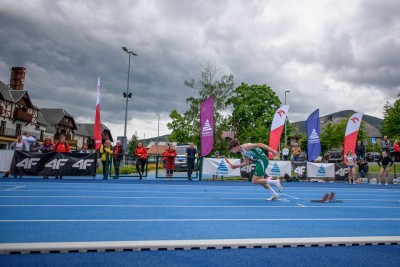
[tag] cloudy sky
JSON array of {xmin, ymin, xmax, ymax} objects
[{"xmin": 1, "ymin": 0, "xmax": 399, "ymax": 141}]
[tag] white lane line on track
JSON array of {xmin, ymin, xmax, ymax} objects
[
  {"xmin": 4, "ymin": 186, "xmax": 26, "ymax": 191},
  {"xmin": 0, "ymin": 205, "xmax": 399, "ymax": 209},
  {"xmin": 1, "ymin": 218, "xmax": 400, "ymax": 223}
]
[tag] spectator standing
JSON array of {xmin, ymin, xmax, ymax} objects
[
  {"xmin": 185, "ymin": 143, "xmax": 198, "ymax": 181},
  {"xmin": 393, "ymin": 140, "xmax": 400, "ymax": 162},
  {"xmin": 377, "ymin": 150, "xmax": 394, "ymax": 186},
  {"xmin": 345, "ymin": 150, "xmax": 357, "ymax": 184},
  {"xmin": 40, "ymin": 136, "xmax": 54, "ymax": 179},
  {"xmin": 2, "ymin": 135, "xmax": 25, "ymax": 178},
  {"xmin": 54, "ymin": 135, "xmax": 71, "ymax": 179},
  {"xmin": 357, "ymin": 159, "xmax": 368, "ymax": 179},
  {"xmin": 135, "ymin": 142, "xmax": 147, "ymax": 180},
  {"xmin": 282, "ymin": 146, "xmax": 289, "ymax": 161},
  {"xmin": 113, "ymin": 140, "xmax": 124, "ymax": 179},
  {"xmin": 291, "ymin": 143, "xmax": 301, "ymax": 161},
  {"xmin": 161, "ymin": 147, "xmax": 168, "ymax": 168},
  {"xmin": 165, "ymin": 144, "xmax": 177, "ymax": 181},
  {"xmin": 380, "ymin": 136, "xmax": 391, "ymax": 155},
  {"xmin": 100, "ymin": 140, "xmax": 113, "ymax": 179},
  {"xmin": 355, "ymin": 140, "xmax": 365, "ymax": 161},
  {"xmin": 21, "ymin": 132, "xmax": 37, "ymax": 152},
  {"xmin": 212, "ymin": 151, "xmax": 223, "ymax": 181}
]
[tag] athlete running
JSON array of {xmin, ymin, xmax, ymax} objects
[{"xmin": 229, "ymin": 139, "xmax": 282, "ymax": 201}]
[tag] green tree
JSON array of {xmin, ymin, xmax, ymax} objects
[
  {"xmin": 167, "ymin": 109, "xmax": 192, "ymax": 144},
  {"xmin": 320, "ymin": 118, "xmax": 367, "ymax": 152},
  {"xmin": 167, "ymin": 61, "xmax": 235, "ymax": 151},
  {"xmin": 127, "ymin": 134, "xmax": 139, "ymax": 155},
  {"xmin": 383, "ymin": 99, "xmax": 400, "ymax": 139},
  {"xmin": 226, "ymin": 83, "xmax": 281, "ymax": 143}
]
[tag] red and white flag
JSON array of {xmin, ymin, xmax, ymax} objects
[
  {"xmin": 269, "ymin": 105, "xmax": 290, "ymax": 158},
  {"xmin": 343, "ymin": 112, "xmax": 363, "ymax": 155},
  {"xmin": 94, "ymin": 77, "xmax": 102, "ymax": 150}
]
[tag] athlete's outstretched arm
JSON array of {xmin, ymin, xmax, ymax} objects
[{"xmin": 243, "ymin": 143, "xmax": 279, "ymax": 156}]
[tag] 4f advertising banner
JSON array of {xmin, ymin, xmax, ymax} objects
[
  {"xmin": 291, "ymin": 161, "xmax": 307, "ymax": 180},
  {"xmin": 12, "ymin": 151, "xmax": 97, "ymax": 176}
]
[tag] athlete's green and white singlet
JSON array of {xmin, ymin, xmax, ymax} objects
[{"xmin": 241, "ymin": 146, "xmax": 269, "ymax": 177}]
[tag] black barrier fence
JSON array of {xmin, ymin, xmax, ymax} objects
[
  {"xmin": 12, "ymin": 151, "xmax": 97, "ymax": 177},
  {"xmin": 7, "ymin": 150, "xmax": 399, "ymax": 181}
]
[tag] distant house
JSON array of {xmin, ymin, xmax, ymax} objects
[
  {"xmin": 289, "ymin": 110, "xmax": 383, "ymax": 146},
  {"xmin": 0, "ymin": 80, "xmax": 41, "ymax": 149},
  {"xmin": 75, "ymin": 123, "xmax": 113, "ymax": 149},
  {"xmin": 40, "ymin": 108, "xmax": 78, "ymax": 147}
]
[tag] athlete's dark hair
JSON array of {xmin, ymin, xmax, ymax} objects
[{"xmin": 229, "ymin": 139, "xmax": 241, "ymax": 150}]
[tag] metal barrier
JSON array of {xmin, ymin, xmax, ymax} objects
[
  {"xmin": 154, "ymin": 155, "xmax": 203, "ymax": 180},
  {"xmin": 102, "ymin": 154, "xmax": 149, "ymax": 179}
]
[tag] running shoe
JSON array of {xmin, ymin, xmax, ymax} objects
[
  {"xmin": 276, "ymin": 179, "xmax": 282, "ymax": 193},
  {"xmin": 267, "ymin": 194, "xmax": 279, "ymax": 201}
]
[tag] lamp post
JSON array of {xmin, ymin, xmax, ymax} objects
[
  {"xmin": 156, "ymin": 114, "xmax": 160, "ymax": 156},
  {"xmin": 284, "ymin": 90, "xmax": 290, "ymax": 146},
  {"xmin": 121, "ymin": 46, "xmax": 138, "ymax": 150}
]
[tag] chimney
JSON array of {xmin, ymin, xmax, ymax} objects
[{"xmin": 9, "ymin": 67, "xmax": 26, "ymax": 90}]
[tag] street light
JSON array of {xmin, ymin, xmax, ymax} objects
[
  {"xmin": 156, "ymin": 114, "xmax": 160, "ymax": 156},
  {"xmin": 284, "ymin": 90, "xmax": 290, "ymax": 146},
  {"xmin": 121, "ymin": 46, "xmax": 138, "ymax": 150}
]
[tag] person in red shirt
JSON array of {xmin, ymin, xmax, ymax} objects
[
  {"xmin": 394, "ymin": 140, "xmax": 400, "ymax": 162},
  {"xmin": 164, "ymin": 144, "xmax": 177, "ymax": 181},
  {"xmin": 113, "ymin": 140, "xmax": 124, "ymax": 179},
  {"xmin": 134, "ymin": 142, "xmax": 147, "ymax": 180},
  {"xmin": 54, "ymin": 135, "xmax": 70, "ymax": 179}
]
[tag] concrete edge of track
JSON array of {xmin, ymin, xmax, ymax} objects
[{"xmin": 1, "ymin": 236, "xmax": 399, "ymax": 254}]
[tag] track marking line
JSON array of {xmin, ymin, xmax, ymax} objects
[
  {"xmin": 4, "ymin": 186, "xmax": 26, "ymax": 191},
  {"xmin": 1, "ymin": 218, "xmax": 400, "ymax": 223}
]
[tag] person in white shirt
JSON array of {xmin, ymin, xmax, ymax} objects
[
  {"xmin": 21, "ymin": 132, "xmax": 37, "ymax": 152},
  {"xmin": 282, "ymin": 146, "xmax": 289, "ymax": 161}
]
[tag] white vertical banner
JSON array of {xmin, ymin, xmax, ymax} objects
[
  {"xmin": 0, "ymin": 150, "xmax": 14, "ymax": 172},
  {"xmin": 265, "ymin": 161, "xmax": 291, "ymax": 177},
  {"xmin": 307, "ymin": 162, "xmax": 335, "ymax": 178},
  {"xmin": 202, "ymin": 158, "xmax": 241, "ymax": 176}
]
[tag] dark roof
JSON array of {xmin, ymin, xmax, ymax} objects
[
  {"xmin": 78, "ymin": 123, "xmax": 113, "ymax": 141},
  {"xmin": 0, "ymin": 80, "xmax": 35, "ymax": 108},
  {"xmin": 0, "ymin": 80, "xmax": 14, "ymax": 102},
  {"xmin": 40, "ymin": 108, "xmax": 77, "ymax": 130},
  {"xmin": 291, "ymin": 110, "xmax": 383, "ymax": 137},
  {"xmin": 75, "ymin": 123, "xmax": 90, "ymax": 136}
]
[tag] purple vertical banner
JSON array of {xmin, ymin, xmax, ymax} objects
[
  {"xmin": 306, "ymin": 109, "xmax": 321, "ymax": 162},
  {"xmin": 200, "ymin": 97, "xmax": 214, "ymax": 157}
]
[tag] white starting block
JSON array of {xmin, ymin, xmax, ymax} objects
[
  {"xmin": 360, "ymin": 178, "xmax": 368, "ymax": 183},
  {"xmin": 369, "ymin": 178, "xmax": 377, "ymax": 184},
  {"xmin": 393, "ymin": 178, "xmax": 399, "ymax": 185}
]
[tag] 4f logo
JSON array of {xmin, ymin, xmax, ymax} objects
[
  {"xmin": 335, "ymin": 168, "xmax": 348, "ymax": 176},
  {"xmin": 45, "ymin": 159, "xmax": 69, "ymax": 169},
  {"xmin": 16, "ymin": 158, "xmax": 40, "ymax": 169},
  {"xmin": 72, "ymin": 159, "xmax": 94, "ymax": 170},
  {"xmin": 294, "ymin": 166, "xmax": 306, "ymax": 176}
]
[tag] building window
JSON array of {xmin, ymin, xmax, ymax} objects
[
  {"xmin": 0, "ymin": 121, "xmax": 5, "ymax": 135},
  {"xmin": 16, "ymin": 124, "xmax": 22, "ymax": 136}
]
